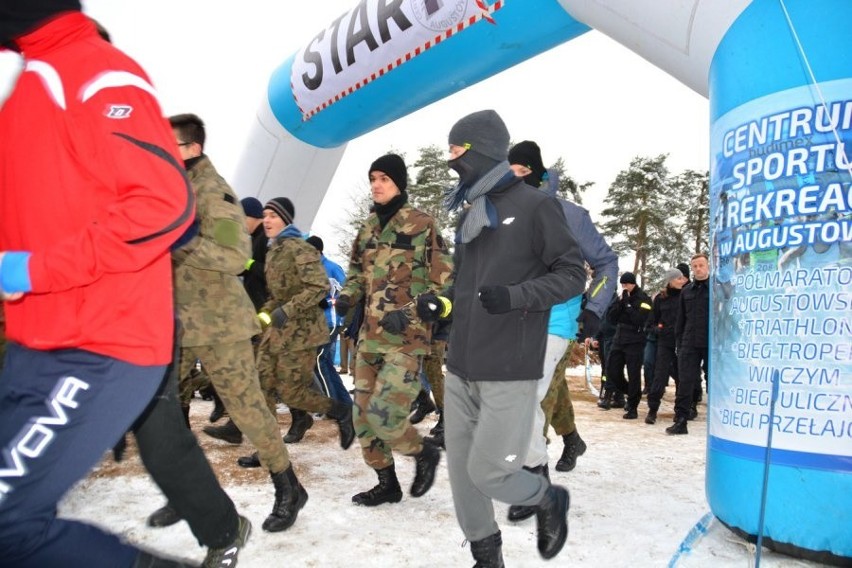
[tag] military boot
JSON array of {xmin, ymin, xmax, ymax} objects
[
  {"xmin": 203, "ymin": 419, "xmax": 242, "ymax": 445},
  {"xmin": 327, "ymin": 400, "xmax": 355, "ymax": 449},
  {"xmin": 202, "ymin": 515, "xmax": 251, "ymax": 568},
  {"xmin": 688, "ymin": 402, "xmax": 699, "ymax": 421},
  {"xmin": 429, "ymin": 410, "xmax": 444, "ymax": 449},
  {"xmin": 147, "ymin": 503, "xmax": 181, "ymax": 528},
  {"xmin": 666, "ymin": 417, "xmax": 689, "ymax": 435},
  {"xmin": 507, "ymin": 464, "xmax": 550, "ymax": 522},
  {"xmin": 555, "ymin": 430, "xmax": 587, "ymax": 472},
  {"xmin": 645, "ymin": 409, "xmax": 658, "ymax": 425},
  {"xmin": 623, "ymin": 408, "xmax": 638, "ymax": 420},
  {"xmin": 470, "ymin": 530, "xmax": 505, "ymax": 568},
  {"xmin": 409, "ymin": 389, "xmax": 436, "ymax": 425},
  {"xmin": 208, "ymin": 388, "xmax": 226, "ymax": 423},
  {"xmin": 352, "ymin": 465, "xmax": 403, "ymax": 506},
  {"xmin": 597, "ymin": 389, "xmax": 613, "ymax": 410},
  {"xmin": 283, "ymin": 409, "xmax": 314, "ymax": 443},
  {"xmin": 263, "ymin": 466, "xmax": 308, "ymax": 532},
  {"xmin": 535, "ymin": 484, "xmax": 570, "ymax": 560},
  {"xmin": 410, "ymin": 438, "xmax": 441, "ymax": 497},
  {"xmin": 237, "ymin": 451, "xmax": 261, "ymax": 468},
  {"xmin": 612, "ymin": 391, "xmax": 626, "ymax": 410}
]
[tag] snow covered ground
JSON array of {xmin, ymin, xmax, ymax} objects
[{"xmin": 60, "ymin": 370, "xmax": 832, "ymax": 567}]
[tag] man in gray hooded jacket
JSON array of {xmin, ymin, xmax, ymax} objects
[{"xmin": 443, "ymin": 110, "xmax": 587, "ymax": 566}]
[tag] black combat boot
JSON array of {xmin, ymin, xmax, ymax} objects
[
  {"xmin": 409, "ymin": 389, "xmax": 436, "ymax": 425},
  {"xmin": 352, "ymin": 465, "xmax": 403, "ymax": 506},
  {"xmin": 623, "ymin": 408, "xmax": 638, "ymax": 419},
  {"xmin": 666, "ymin": 417, "xmax": 689, "ymax": 435},
  {"xmin": 147, "ymin": 503, "xmax": 181, "ymax": 528},
  {"xmin": 203, "ymin": 514, "xmax": 251, "ymax": 568},
  {"xmin": 535, "ymin": 484, "xmax": 570, "ymax": 560},
  {"xmin": 282, "ymin": 409, "xmax": 314, "ymax": 443},
  {"xmin": 429, "ymin": 410, "xmax": 444, "ymax": 448},
  {"xmin": 470, "ymin": 530, "xmax": 505, "ymax": 568},
  {"xmin": 507, "ymin": 464, "xmax": 550, "ymax": 522},
  {"xmin": 327, "ymin": 400, "xmax": 355, "ymax": 449},
  {"xmin": 688, "ymin": 402, "xmax": 699, "ymax": 421},
  {"xmin": 645, "ymin": 409, "xmax": 658, "ymax": 425},
  {"xmin": 596, "ymin": 389, "xmax": 613, "ymax": 410},
  {"xmin": 612, "ymin": 391, "xmax": 626, "ymax": 410},
  {"xmin": 263, "ymin": 466, "xmax": 308, "ymax": 532},
  {"xmin": 555, "ymin": 430, "xmax": 587, "ymax": 472},
  {"xmin": 237, "ymin": 451, "xmax": 261, "ymax": 468},
  {"xmin": 208, "ymin": 388, "xmax": 226, "ymax": 423},
  {"xmin": 202, "ymin": 419, "xmax": 242, "ymax": 445},
  {"xmin": 410, "ymin": 438, "xmax": 441, "ymax": 497}
]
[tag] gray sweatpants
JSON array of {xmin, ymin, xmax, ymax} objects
[{"xmin": 444, "ymin": 371, "xmax": 550, "ymax": 541}]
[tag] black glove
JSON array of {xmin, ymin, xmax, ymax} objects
[
  {"xmin": 335, "ymin": 295, "xmax": 351, "ymax": 318},
  {"xmin": 575, "ymin": 309, "xmax": 600, "ymax": 341},
  {"xmin": 379, "ymin": 310, "xmax": 410, "ymax": 334},
  {"xmin": 416, "ymin": 293, "xmax": 452, "ymax": 322},
  {"xmin": 318, "ymin": 298, "xmax": 329, "ymax": 309},
  {"xmin": 478, "ymin": 285, "xmax": 512, "ymax": 314},
  {"xmin": 270, "ymin": 306, "xmax": 288, "ymax": 329}
]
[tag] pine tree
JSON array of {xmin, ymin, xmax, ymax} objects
[
  {"xmin": 549, "ymin": 157, "xmax": 592, "ymax": 205},
  {"xmin": 409, "ymin": 144, "xmax": 460, "ymax": 248},
  {"xmin": 334, "ymin": 184, "xmax": 373, "ymax": 263},
  {"xmin": 600, "ymin": 154, "xmax": 672, "ymax": 287},
  {"xmin": 673, "ymin": 169, "xmax": 710, "ymax": 254}
]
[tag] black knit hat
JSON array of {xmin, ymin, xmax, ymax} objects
[
  {"xmin": 263, "ymin": 197, "xmax": 295, "ymax": 225},
  {"xmin": 619, "ymin": 272, "xmax": 637, "ymax": 285},
  {"xmin": 240, "ymin": 197, "xmax": 263, "ymax": 219},
  {"xmin": 369, "ymin": 154, "xmax": 407, "ymax": 191},
  {"xmin": 677, "ymin": 262, "xmax": 690, "ymax": 279},
  {"xmin": 0, "ymin": 0, "xmax": 80, "ymax": 44},
  {"xmin": 306, "ymin": 235, "xmax": 324, "ymax": 253},
  {"xmin": 509, "ymin": 140, "xmax": 547, "ymax": 186},
  {"xmin": 448, "ymin": 109, "xmax": 510, "ymax": 161}
]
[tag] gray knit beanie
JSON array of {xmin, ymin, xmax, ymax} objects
[{"xmin": 448, "ymin": 110, "xmax": 510, "ymax": 161}]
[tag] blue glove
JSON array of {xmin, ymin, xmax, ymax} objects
[
  {"xmin": 478, "ymin": 285, "xmax": 512, "ymax": 314},
  {"xmin": 575, "ymin": 309, "xmax": 601, "ymax": 341}
]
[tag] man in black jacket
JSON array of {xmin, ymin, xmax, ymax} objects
[
  {"xmin": 669, "ymin": 253, "xmax": 711, "ymax": 434},
  {"xmin": 442, "ymin": 110, "xmax": 587, "ymax": 566},
  {"xmin": 606, "ymin": 272, "xmax": 653, "ymax": 419}
]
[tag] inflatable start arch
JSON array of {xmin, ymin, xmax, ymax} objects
[{"xmin": 234, "ymin": 0, "xmax": 850, "ymax": 563}]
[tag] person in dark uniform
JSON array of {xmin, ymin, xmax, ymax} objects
[{"xmin": 605, "ymin": 272, "xmax": 652, "ymax": 419}]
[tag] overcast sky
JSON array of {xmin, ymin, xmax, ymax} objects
[{"xmin": 81, "ymin": 0, "xmax": 710, "ymax": 264}]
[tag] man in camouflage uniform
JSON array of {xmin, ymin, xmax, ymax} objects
[
  {"xmin": 337, "ymin": 154, "xmax": 453, "ymax": 507},
  {"xmin": 149, "ymin": 114, "xmax": 307, "ymax": 535},
  {"xmin": 236, "ymin": 198, "xmax": 354, "ymax": 471}
]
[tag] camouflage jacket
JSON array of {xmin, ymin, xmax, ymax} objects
[
  {"xmin": 341, "ymin": 203, "xmax": 452, "ymax": 356},
  {"xmin": 173, "ymin": 156, "xmax": 260, "ymax": 346},
  {"xmin": 262, "ymin": 228, "xmax": 329, "ymax": 350}
]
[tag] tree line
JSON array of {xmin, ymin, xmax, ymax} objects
[{"xmin": 334, "ymin": 146, "xmax": 709, "ymax": 290}]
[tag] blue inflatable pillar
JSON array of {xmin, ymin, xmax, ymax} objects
[{"xmin": 707, "ymin": 0, "xmax": 851, "ymax": 563}]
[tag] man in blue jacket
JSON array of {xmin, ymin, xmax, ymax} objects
[
  {"xmin": 443, "ymin": 111, "xmax": 587, "ymax": 566},
  {"xmin": 505, "ymin": 141, "xmax": 618, "ymax": 527}
]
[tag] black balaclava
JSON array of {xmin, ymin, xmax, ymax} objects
[
  {"xmin": 508, "ymin": 140, "xmax": 547, "ymax": 188},
  {"xmin": 0, "ymin": 0, "xmax": 81, "ymax": 45},
  {"xmin": 447, "ymin": 109, "xmax": 510, "ymax": 187}
]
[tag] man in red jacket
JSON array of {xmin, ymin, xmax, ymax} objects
[{"xmin": 0, "ymin": 2, "xmax": 202, "ymax": 566}]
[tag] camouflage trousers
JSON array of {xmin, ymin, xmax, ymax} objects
[
  {"xmin": 256, "ymin": 334, "xmax": 332, "ymax": 416},
  {"xmin": 353, "ymin": 351, "xmax": 423, "ymax": 470},
  {"xmin": 179, "ymin": 340, "xmax": 289, "ymax": 473},
  {"xmin": 541, "ymin": 341, "xmax": 577, "ymax": 437},
  {"xmin": 421, "ymin": 340, "xmax": 446, "ymax": 409}
]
